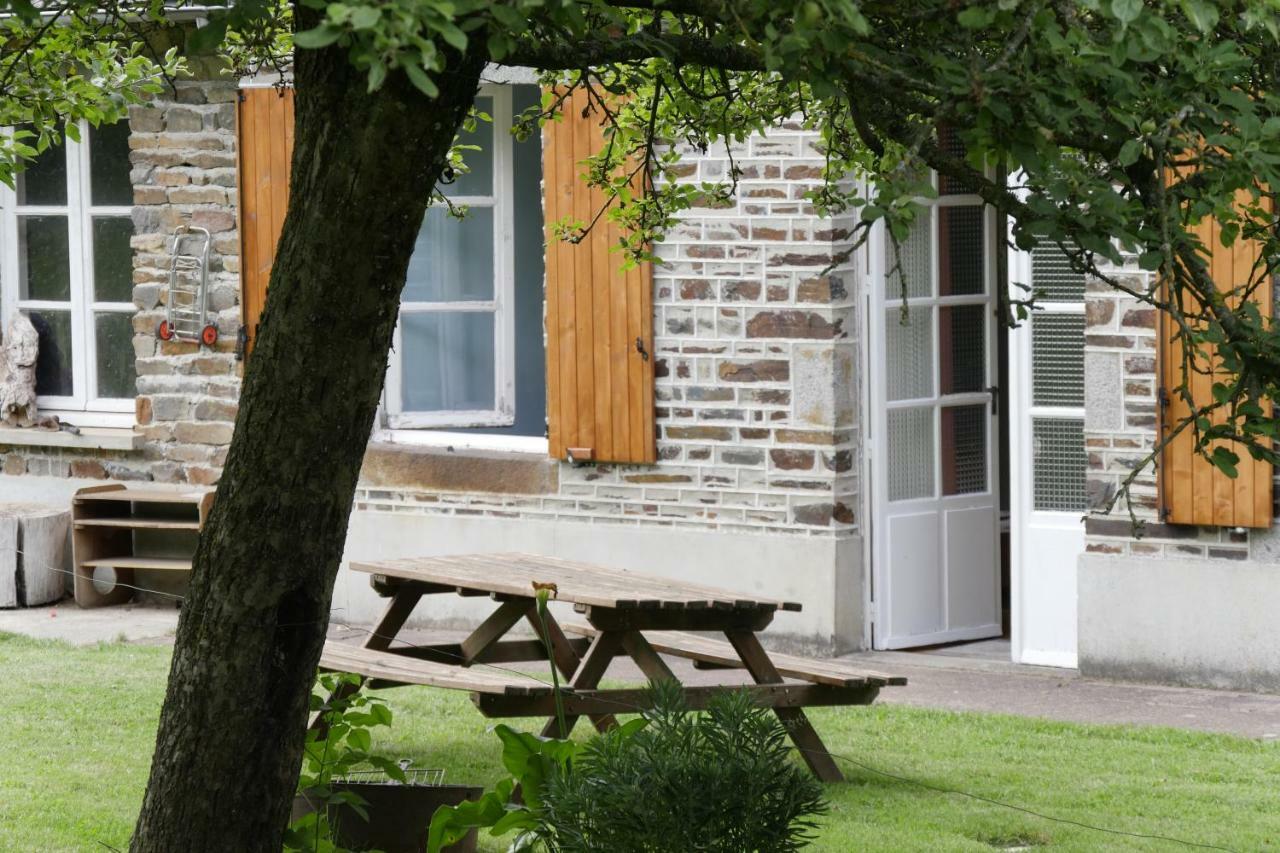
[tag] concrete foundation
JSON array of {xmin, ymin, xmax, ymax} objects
[{"xmin": 1079, "ymin": 553, "xmax": 1280, "ymax": 693}]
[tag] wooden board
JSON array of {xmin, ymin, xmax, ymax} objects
[
  {"xmin": 562, "ymin": 624, "xmax": 906, "ymax": 688},
  {"xmin": 1159, "ymin": 196, "xmax": 1274, "ymax": 528},
  {"xmin": 543, "ymin": 87, "xmax": 656, "ymax": 464},
  {"xmin": 74, "ymin": 518, "xmax": 200, "ymax": 530},
  {"xmin": 474, "ymin": 682, "xmax": 879, "ymax": 718},
  {"xmin": 351, "ymin": 552, "xmax": 803, "ymax": 612},
  {"xmin": 80, "ymin": 556, "xmax": 192, "ymax": 571},
  {"xmin": 319, "ymin": 642, "xmax": 550, "ymax": 696},
  {"xmin": 73, "ymin": 487, "xmax": 212, "ymax": 505}
]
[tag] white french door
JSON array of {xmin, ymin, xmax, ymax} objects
[
  {"xmin": 870, "ymin": 193, "xmax": 1002, "ymax": 649},
  {"xmin": 1008, "ymin": 241, "xmax": 1086, "ymax": 667}
]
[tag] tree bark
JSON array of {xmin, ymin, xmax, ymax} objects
[{"xmin": 129, "ymin": 26, "xmax": 486, "ymax": 852}]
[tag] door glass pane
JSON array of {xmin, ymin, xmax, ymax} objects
[
  {"xmin": 886, "ymin": 306, "xmax": 933, "ymax": 401},
  {"xmin": 941, "ymin": 405, "xmax": 987, "ymax": 495},
  {"xmin": 448, "ymin": 96, "xmax": 494, "ymax": 197},
  {"xmin": 15, "ymin": 139, "xmax": 67, "ymax": 206},
  {"xmin": 94, "ymin": 313, "xmax": 137, "ymax": 399},
  {"xmin": 23, "ymin": 310, "xmax": 74, "ymax": 397},
  {"xmin": 17, "ymin": 216, "xmax": 71, "ymax": 301},
  {"xmin": 404, "ymin": 207, "xmax": 495, "ymax": 303},
  {"xmin": 887, "ymin": 407, "xmax": 934, "ymax": 501},
  {"xmin": 939, "ymin": 304, "xmax": 985, "ymax": 394},
  {"xmin": 92, "ymin": 217, "xmax": 135, "ymax": 303},
  {"xmin": 89, "ymin": 122, "xmax": 133, "ymax": 206},
  {"xmin": 937, "ymin": 127, "xmax": 976, "ymax": 196},
  {"xmin": 1030, "ymin": 241, "xmax": 1085, "ymax": 303},
  {"xmin": 1032, "ymin": 313, "xmax": 1085, "ymax": 407},
  {"xmin": 401, "ymin": 312, "xmax": 495, "ymax": 412},
  {"xmin": 885, "ymin": 209, "xmax": 932, "ymax": 300},
  {"xmin": 938, "ymin": 206, "xmax": 984, "ymax": 295},
  {"xmin": 1033, "ymin": 417, "xmax": 1086, "ymax": 511}
]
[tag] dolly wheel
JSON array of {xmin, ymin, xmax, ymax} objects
[
  {"xmin": 156, "ymin": 320, "xmax": 174, "ymax": 341},
  {"xmin": 201, "ymin": 325, "xmax": 219, "ymax": 347}
]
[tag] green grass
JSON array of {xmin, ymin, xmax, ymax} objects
[{"xmin": 2, "ymin": 631, "xmax": 1278, "ymax": 851}]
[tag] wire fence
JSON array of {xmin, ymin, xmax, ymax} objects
[{"xmin": 6, "ymin": 545, "xmax": 1241, "ymax": 853}]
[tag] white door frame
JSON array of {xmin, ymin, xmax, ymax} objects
[{"xmin": 867, "ymin": 201, "xmax": 1003, "ymax": 650}]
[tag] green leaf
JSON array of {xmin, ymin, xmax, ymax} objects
[
  {"xmin": 1112, "ymin": 0, "xmax": 1142, "ymax": 23},
  {"xmin": 293, "ymin": 26, "xmax": 343, "ymax": 49},
  {"xmin": 1118, "ymin": 138, "xmax": 1142, "ymax": 167},
  {"xmin": 1180, "ymin": 0, "xmax": 1219, "ymax": 33},
  {"xmin": 403, "ymin": 63, "xmax": 439, "ymax": 98},
  {"xmin": 957, "ymin": 6, "xmax": 996, "ymax": 29},
  {"xmin": 349, "ymin": 5, "xmax": 380, "ymax": 29}
]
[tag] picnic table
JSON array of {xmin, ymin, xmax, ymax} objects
[{"xmin": 317, "ymin": 553, "xmax": 905, "ymax": 782}]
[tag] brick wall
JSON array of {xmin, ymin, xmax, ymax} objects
[{"xmin": 1083, "ymin": 256, "xmax": 1280, "ymax": 560}]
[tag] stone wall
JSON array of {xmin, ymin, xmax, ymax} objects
[
  {"xmin": 0, "ymin": 66, "xmax": 242, "ymax": 484},
  {"xmin": 1082, "ymin": 256, "xmax": 1280, "ymax": 560},
  {"xmin": 355, "ymin": 120, "xmax": 863, "ymax": 539}
]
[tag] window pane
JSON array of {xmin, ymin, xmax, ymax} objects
[
  {"xmin": 1030, "ymin": 241, "xmax": 1085, "ymax": 302},
  {"xmin": 15, "ymin": 140, "xmax": 67, "ymax": 206},
  {"xmin": 885, "ymin": 209, "xmax": 932, "ymax": 299},
  {"xmin": 89, "ymin": 121, "xmax": 133, "ymax": 207},
  {"xmin": 95, "ymin": 313, "xmax": 137, "ymax": 399},
  {"xmin": 404, "ymin": 207, "xmax": 495, "ymax": 302},
  {"xmin": 23, "ymin": 310, "xmax": 74, "ymax": 397},
  {"xmin": 92, "ymin": 217, "xmax": 135, "ymax": 303},
  {"xmin": 1033, "ymin": 417, "xmax": 1086, "ymax": 511},
  {"xmin": 17, "ymin": 216, "xmax": 71, "ymax": 301},
  {"xmin": 401, "ymin": 312, "xmax": 495, "ymax": 412},
  {"xmin": 938, "ymin": 206, "xmax": 984, "ymax": 296},
  {"xmin": 887, "ymin": 407, "xmax": 934, "ymax": 501},
  {"xmin": 937, "ymin": 126, "xmax": 976, "ymax": 196},
  {"xmin": 448, "ymin": 96, "xmax": 494, "ymax": 197},
  {"xmin": 886, "ymin": 306, "xmax": 933, "ymax": 401},
  {"xmin": 1032, "ymin": 313, "xmax": 1085, "ymax": 407},
  {"xmin": 942, "ymin": 404, "xmax": 987, "ymax": 495},
  {"xmin": 939, "ymin": 304, "xmax": 985, "ymax": 394}
]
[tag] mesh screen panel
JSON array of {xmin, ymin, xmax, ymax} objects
[
  {"xmin": 1031, "ymin": 313, "xmax": 1085, "ymax": 407},
  {"xmin": 937, "ymin": 127, "xmax": 975, "ymax": 195},
  {"xmin": 888, "ymin": 407, "xmax": 935, "ymax": 501},
  {"xmin": 885, "ymin": 211, "xmax": 933, "ymax": 300},
  {"xmin": 1030, "ymin": 241, "xmax": 1085, "ymax": 302},
  {"xmin": 886, "ymin": 306, "xmax": 934, "ymax": 401},
  {"xmin": 942, "ymin": 405, "xmax": 987, "ymax": 494},
  {"xmin": 941, "ymin": 304, "xmax": 985, "ymax": 394},
  {"xmin": 1033, "ymin": 418, "xmax": 1087, "ymax": 511},
  {"xmin": 940, "ymin": 206, "xmax": 985, "ymax": 295}
]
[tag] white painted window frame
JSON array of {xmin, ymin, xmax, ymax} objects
[
  {"xmin": 0, "ymin": 121, "xmax": 136, "ymax": 424},
  {"xmin": 384, "ymin": 85, "xmax": 516, "ymax": 430}
]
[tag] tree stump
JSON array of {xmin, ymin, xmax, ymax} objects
[{"xmin": 0, "ymin": 503, "xmax": 70, "ymax": 607}]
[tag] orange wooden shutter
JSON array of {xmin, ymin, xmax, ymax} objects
[
  {"xmin": 236, "ymin": 86, "xmax": 295, "ymax": 358},
  {"xmin": 543, "ymin": 89, "xmax": 656, "ymax": 463},
  {"xmin": 1159, "ymin": 202, "xmax": 1274, "ymax": 527}
]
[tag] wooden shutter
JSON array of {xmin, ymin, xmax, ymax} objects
[
  {"xmin": 543, "ymin": 89, "xmax": 656, "ymax": 463},
  {"xmin": 1159, "ymin": 204, "xmax": 1274, "ymax": 527},
  {"xmin": 236, "ymin": 86, "xmax": 295, "ymax": 358}
]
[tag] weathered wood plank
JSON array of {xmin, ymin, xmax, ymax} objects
[{"xmin": 474, "ymin": 682, "xmax": 880, "ymax": 718}]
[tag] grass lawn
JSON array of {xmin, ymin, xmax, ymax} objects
[{"xmin": 2, "ymin": 632, "xmax": 1278, "ymax": 852}]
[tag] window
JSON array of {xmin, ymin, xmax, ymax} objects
[
  {"xmin": 0, "ymin": 121, "xmax": 137, "ymax": 416},
  {"xmin": 384, "ymin": 84, "xmax": 546, "ymax": 438}
]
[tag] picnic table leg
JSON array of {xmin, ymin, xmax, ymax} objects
[
  {"xmin": 620, "ymin": 631, "xmax": 677, "ymax": 682},
  {"xmin": 460, "ymin": 599, "xmax": 533, "ymax": 663},
  {"xmin": 310, "ymin": 588, "xmax": 423, "ymax": 734},
  {"xmin": 724, "ymin": 630, "xmax": 845, "ymax": 783},
  {"xmin": 542, "ymin": 631, "xmax": 622, "ymax": 739},
  {"xmin": 526, "ymin": 611, "xmax": 618, "ymax": 733}
]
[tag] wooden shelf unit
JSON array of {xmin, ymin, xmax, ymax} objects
[{"xmin": 71, "ymin": 484, "xmax": 214, "ymax": 607}]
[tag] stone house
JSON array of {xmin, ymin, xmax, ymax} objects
[{"xmin": 0, "ymin": 66, "xmax": 1276, "ymax": 692}]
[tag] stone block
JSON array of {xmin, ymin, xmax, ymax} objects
[{"xmin": 1084, "ymin": 351, "xmax": 1123, "ymax": 431}]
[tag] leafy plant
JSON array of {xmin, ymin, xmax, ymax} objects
[
  {"xmin": 428, "ymin": 682, "xmax": 826, "ymax": 852},
  {"xmin": 284, "ymin": 671, "xmax": 405, "ymax": 853}
]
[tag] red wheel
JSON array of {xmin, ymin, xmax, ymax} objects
[
  {"xmin": 156, "ymin": 320, "xmax": 174, "ymax": 341},
  {"xmin": 200, "ymin": 324, "xmax": 219, "ymax": 347}
]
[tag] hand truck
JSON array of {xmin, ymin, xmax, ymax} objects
[{"xmin": 155, "ymin": 225, "xmax": 218, "ymax": 347}]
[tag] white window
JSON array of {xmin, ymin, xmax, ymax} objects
[
  {"xmin": 385, "ymin": 86, "xmax": 516, "ymax": 429},
  {"xmin": 0, "ymin": 121, "xmax": 137, "ymax": 419}
]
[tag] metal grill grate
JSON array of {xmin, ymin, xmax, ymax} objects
[
  {"xmin": 942, "ymin": 305, "xmax": 986, "ymax": 394},
  {"xmin": 1032, "ymin": 418, "xmax": 1087, "ymax": 511},
  {"xmin": 888, "ymin": 407, "xmax": 935, "ymax": 501},
  {"xmin": 1031, "ymin": 313, "xmax": 1085, "ymax": 407},
  {"xmin": 940, "ymin": 206, "xmax": 985, "ymax": 295},
  {"xmin": 1030, "ymin": 241, "xmax": 1086, "ymax": 302},
  {"xmin": 943, "ymin": 405, "xmax": 987, "ymax": 495},
  {"xmin": 886, "ymin": 307, "xmax": 933, "ymax": 401}
]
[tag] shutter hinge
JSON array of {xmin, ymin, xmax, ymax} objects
[
  {"xmin": 238, "ymin": 90, "xmax": 246, "ymax": 103},
  {"xmin": 235, "ymin": 326, "xmax": 248, "ymax": 361},
  {"xmin": 1158, "ymin": 386, "xmax": 1171, "ymax": 409}
]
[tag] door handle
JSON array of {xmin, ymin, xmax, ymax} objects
[{"xmin": 987, "ymin": 385, "xmax": 1000, "ymax": 416}]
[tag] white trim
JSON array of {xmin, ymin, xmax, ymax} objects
[
  {"xmin": 0, "ymin": 120, "xmax": 137, "ymax": 415},
  {"xmin": 1016, "ymin": 649, "xmax": 1079, "ymax": 669},
  {"xmin": 875, "ymin": 623, "xmax": 1003, "ymax": 651},
  {"xmin": 372, "ymin": 428, "xmax": 548, "ymax": 455},
  {"xmin": 0, "ymin": 424, "xmax": 141, "ymax": 450}
]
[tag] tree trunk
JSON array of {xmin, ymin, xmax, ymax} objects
[{"xmin": 129, "ymin": 28, "xmax": 486, "ymax": 852}]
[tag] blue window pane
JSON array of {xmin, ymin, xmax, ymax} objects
[
  {"xmin": 401, "ymin": 312, "xmax": 495, "ymax": 412},
  {"xmin": 448, "ymin": 96, "xmax": 493, "ymax": 197},
  {"xmin": 404, "ymin": 207, "xmax": 495, "ymax": 302}
]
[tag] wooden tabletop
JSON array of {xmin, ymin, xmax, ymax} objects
[{"xmin": 351, "ymin": 552, "xmax": 803, "ymax": 613}]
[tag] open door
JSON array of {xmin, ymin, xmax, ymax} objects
[
  {"xmin": 870, "ymin": 187, "xmax": 1003, "ymax": 649},
  {"xmin": 1008, "ymin": 241, "xmax": 1085, "ymax": 668}
]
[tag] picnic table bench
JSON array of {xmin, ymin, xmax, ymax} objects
[{"xmin": 317, "ymin": 553, "xmax": 906, "ymax": 782}]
